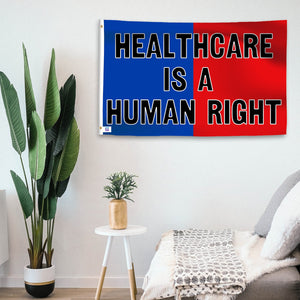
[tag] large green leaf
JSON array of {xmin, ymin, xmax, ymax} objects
[
  {"xmin": 56, "ymin": 177, "xmax": 70, "ymax": 197},
  {"xmin": 10, "ymin": 170, "xmax": 33, "ymax": 218},
  {"xmin": 29, "ymin": 111, "xmax": 46, "ymax": 180},
  {"xmin": 37, "ymin": 142, "xmax": 55, "ymax": 199},
  {"xmin": 58, "ymin": 117, "xmax": 80, "ymax": 181},
  {"xmin": 0, "ymin": 72, "xmax": 26, "ymax": 154},
  {"xmin": 44, "ymin": 49, "xmax": 60, "ymax": 130},
  {"xmin": 45, "ymin": 75, "xmax": 76, "ymax": 148},
  {"xmin": 23, "ymin": 44, "xmax": 36, "ymax": 126},
  {"xmin": 44, "ymin": 196, "xmax": 57, "ymax": 220},
  {"xmin": 46, "ymin": 122, "xmax": 58, "ymax": 144},
  {"xmin": 39, "ymin": 181, "xmax": 57, "ymax": 220},
  {"xmin": 53, "ymin": 117, "xmax": 79, "ymax": 183},
  {"xmin": 53, "ymin": 75, "xmax": 76, "ymax": 156}
]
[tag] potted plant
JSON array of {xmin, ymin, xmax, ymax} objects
[
  {"xmin": 104, "ymin": 172, "xmax": 137, "ymax": 229},
  {"xmin": 0, "ymin": 45, "xmax": 80, "ymax": 298}
]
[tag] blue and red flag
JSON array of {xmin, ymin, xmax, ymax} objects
[{"xmin": 99, "ymin": 20, "xmax": 287, "ymax": 136}]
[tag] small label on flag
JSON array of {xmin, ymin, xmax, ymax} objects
[{"xmin": 101, "ymin": 126, "xmax": 112, "ymax": 133}]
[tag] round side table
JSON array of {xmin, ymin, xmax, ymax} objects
[{"xmin": 94, "ymin": 225, "xmax": 147, "ymax": 300}]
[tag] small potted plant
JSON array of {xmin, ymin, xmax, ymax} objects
[{"xmin": 104, "ymin": 172, "xmax": 137, "ymax": 229}]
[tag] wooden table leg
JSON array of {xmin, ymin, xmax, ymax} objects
[
  {"xmin": 95, "ymin": 266, "xmax": 107, "ymax": 300},
  {"xmin": 132, "ymin": 263, "xmax": 137, "ymax": 295},
  {"xmin": 95, "ymin": 236, "xmax": 113, "ymax": 300},
  {"xmin": 123, "ymin": 236, "xmax": 136, "ymax": 300},
  {"xmin": 128, "ymin": 268, "xmax": 136, "ymax": 300}
]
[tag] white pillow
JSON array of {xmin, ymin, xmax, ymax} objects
[{"xmin": 261, "ymin": 181, "xmax": 300, "ymax": 260}]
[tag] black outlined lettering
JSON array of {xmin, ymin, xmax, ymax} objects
[
  {"xmin": 146, "ymin": 33, "xmax": 162, "ymax": 58},
  {"xmin": 176, "ymin": 33, "xmax": 192, "ymax": 58},
  {"xmin": 249, "ymin": 99, "xmax": 264, "ymax": 124},
  {"xmin": 163, "ymin": 34, "xmax": 175, "ymax": 58},
  {"xmin": 132, "ymin": 33, "xmax": 145, "ymax": 58},
  {"xmin": 260, "ymin": 33, "xmax": 273, "ymax": 58},
  {"xmin": 171, "ymin": 67, "xmax": 187, "ymax": 92},
  {"xmin": 265, "ymin": 99, "xmax": 282, "ymax": 124},
  {"xmin": 163, "ymin": 99, "xmax": 179, "ymax": 125},
  {"xmin": 197, "ymin": 67, "xmax": 213, "ymax": 91},
  {"xmin": 115, "ymin": 33, "xmax": 130, "ymax": 58},
  {"xmin": 164, "ymin": 67, "xmax": 170, "ymax": 91},
  {"xmin": 124, "ymin": 99, "xmax": 139, "ymax": 125},
  {"xmin": 141, "ymin": 99, "xmax": 162, "ymax": 124},
  {"xmin": 226, "ymin": 33, "xmax": 242, "ymax": 58},
  {"xmin": 232, "ymin": 100, "xmax": 247, "ymax": 124},
  {"xmin": 194, "ymin": 33, "xmax": 208, "ymax": 58},
  {"xmin": 244, "ymin": 33, "xmax": 259, "ymax": 58},
  {"xmin": 107, "ymin": 99, "xmax": 122, "ymax": 124},
  {"xmin": 180, "ymin": 99, "xmax": 195, "ymax": 124},
  {"xmin": 208, "ymin": 100, "xmax": 223, "ymax": 124},
  {"xmin": 210, "ymin": 33, "xmax": 225, "ymax": 58}
]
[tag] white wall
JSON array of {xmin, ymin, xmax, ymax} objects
[
  {"xmin": 0, "ymin": 191, "xmax": 9, "ymax": 266},
  {"xmin": 0, "ymin": 0, "xmax": 299, "ymax": 288}
]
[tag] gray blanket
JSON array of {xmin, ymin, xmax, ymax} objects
[{"xmin": 173, "ymin": 229, "xmax": 246, "ymax": 299}]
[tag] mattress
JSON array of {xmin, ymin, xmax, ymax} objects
[
  {"xmin": 160, "ymin": 267, "xmax": 300, "ymax": 300},
  {"xmin": 141, "ymin": 231, "xmax": 300, "ymax": 300}
]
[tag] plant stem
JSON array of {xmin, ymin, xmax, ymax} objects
[
  {"xmin": 31, "ymin": 179, "xmax": 36, "ymax": 225},
  {"xmin": 19, "ymin": 154, "xmax": 29, "ymax": 190},
  {"xmin": 19, "ymin": 153, "xmax": 34, "ymax": 265},
  {"xmin": 30, "ymin": 178, "xmax": 36, "ymax": 258},
  {"xmin": 40, "ymin": 196, "xmax": 45, "ymax": 222},
  {"xmin": 48, "ymin": 217, "xmax": 55, "ymax": 266},
  {"xmin": 47, "ymin": 219, "xmax": 50, "ymax": 248},
  {"xmin": 51, "ymin": 217, "xmax": 55, "ymax": 242},
  {"xmin": 23, "ymin": 214, "xmax": 32, "ymax": 249},
  {"xmin": 46, "ymin": 201, "xmax": 51, "ymax": 266}
]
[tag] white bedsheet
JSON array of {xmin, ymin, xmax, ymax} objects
[{"xmin": 141, "ymin": 230, "xmax": 300, "ymax": 300}]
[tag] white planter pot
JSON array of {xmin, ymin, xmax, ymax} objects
[{"xmin": 24, "ymin": 265, "xmax": 55, "ymax": 298}]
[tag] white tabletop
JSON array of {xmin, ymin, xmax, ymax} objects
[{"xmin": 95, "ymin": 225, "xmax": 147, "ymax": 237}]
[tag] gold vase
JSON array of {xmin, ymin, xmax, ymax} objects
[{"xmin": 109, "ymin": 199, "xmax": 127, "ymax": 229}]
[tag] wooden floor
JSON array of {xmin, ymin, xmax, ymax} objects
[{"xmin": 0, "ymin": 288, "xmax": 142, "ymax": 300}]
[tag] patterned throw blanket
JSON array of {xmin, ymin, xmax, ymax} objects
[{"xmin": 173, "ymin": 229, "xmax": 246, "ymax": 299}]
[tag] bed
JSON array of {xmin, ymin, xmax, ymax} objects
[
  {"xmin": 156, "ymin": 267, "xmax": 300, "ymax": 300},
  {"xmin": 141, "ymin": 170, "xmax": 300, "ymax": 300},
  {"xmin": 155, "ymin": 267, "xmax": 300, "ymax": 300}
]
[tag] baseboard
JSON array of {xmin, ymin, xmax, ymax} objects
[{"xmin": 0, "ymin": 275, "xmax": 144, "ymax": 288}]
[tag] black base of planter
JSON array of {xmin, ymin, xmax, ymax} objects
[{"xmin": 25, "ymin": 282, "xmax": 55, "ymax": 298}]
